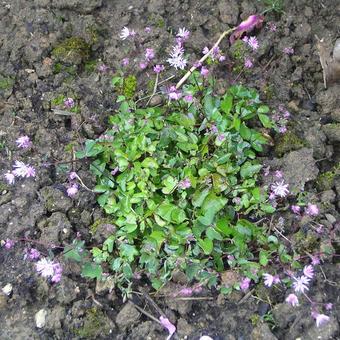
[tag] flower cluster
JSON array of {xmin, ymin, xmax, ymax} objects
[
  {"xmin": 272, "ymin": 104, "xmax": 290, "ymax": 133},
  {"xmin": 36, "ymin": 257, "xmax": 63, "ymax": 283},
  {"xmin": 291, "ymin": 203, "xmax": 319, "ymax": 217},
  {"xmin": 4, "ymin": 159, "xmax": 36, "ymax": 185},
  {"xmin": 167, "ymin": 28, "xmax": 189, "ymax": 70},
  {"xmin": 66, "ymin": 171, "xmax": 79, "ymax": 198},
  {"xmin": 119, "ymin": 26, "xmax": 136, "ymax": 40},
  {"xmin": 16, "ymin": 135, "xmax": 32, "ymax": 149}
]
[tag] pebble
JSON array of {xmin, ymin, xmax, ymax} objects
[
  {"xmin": 35, "ymin": 309, "xmax": 47, "ymax": 328},
  {"xmin": 2, "ymin": 283, "xmax": 13, "ymax": 296}
]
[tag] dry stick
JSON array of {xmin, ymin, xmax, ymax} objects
[
  {"xmin": 128, "ymin": 300, "xmax": 161, "ymax": 324},
  {"xmin": 315, "ymin": 35, "xmax": 329, "ymax": 89},
  {"xmin": 146, "ymin": 72, "xmax": 159, "ymax": 106},
  {"xmin": 176, "ymin": 27, "xmax": 236, "ymax": 89}
]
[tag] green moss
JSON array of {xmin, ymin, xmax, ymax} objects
[
  {"xmin": 250, "ymin": 314, "xmax": 260, "ymax": 326},
  {"xmin": 90, "ymin": 218, "xmax": 112, "ymax": 235},
  {"xmin": 292, "ymin": 230, "xmax": 319, "ymax": 253},
  {"xmin": 51, "ymin": 37, "xmax": 90, "ymax": 65},
  {"xmin": 0, "ymin": 75, "xmax": 14, "ymax": 91},
  {"xmin": 123, "ymin": 75, "xmax": 137, "ymax": 99},
  {"xmin": 262, "ymin": 84, "xmax": 276, "ymax": 100},
  {"xmin": 76, "ymin": 308, "xmax": 111, "ymax": 338},
  {"xmin": 84, "ymin": 60, "xmax": 97, "ymax": 73},
  {"xmin": 274, "ymin": 131, "xmax": 305, "ymax": 156},
  {"xmin": 316, "ymin": 163, "xmax": 340, "ymax": 191}
]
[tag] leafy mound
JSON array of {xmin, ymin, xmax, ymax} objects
[{"xmin": 77, "ymin": 82, "xmax": 276, "ymax": 290}]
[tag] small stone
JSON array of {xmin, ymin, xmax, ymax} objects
[
  {"xmin": 177, "ymin": 318, "xmax": 194, "ymax": 337},
  {"xmin": 35, "ymin": 309, "xmax": 47, "ymax": 328},
  {"xmin": 1, "ymin": 283, "xmax": 12, "ymax": 296},
  {"xmin": 115, "ymin": 303, "xmax": 141, "ymax": 330},
  {"xmin": 323, "ymin": 124, "xmax": 340, "ymax": 143},
  {"xmin": 0, "ymin": 294, "xmax": 7, "ymax": 310},
  {"xmin": 251, "ymin": 321, "xmax": 278, "ymax": 340},
  {"xmin": 149, "ymin": 95, "xmax": 163, "ymax": 107}
]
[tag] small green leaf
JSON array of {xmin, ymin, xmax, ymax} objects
[
  {"xmin": 258, "ymin": 113, "xmax": 272, "ymax": 128},
  {"xmin": 162, "ymin": 176, "xmax": 178, "ymax": 194},
  {"xmin": 82, "ymin": 263, "xmax": 102, "ymax": 279},
  {"xmin": 206, "ymin": 227, "xmax": 223, "ymax": 241},
  {"xmin": 198, "ymin": 238, "xmax": 214, "ymax": 255},
  {"xmin": 259, "ymin": 250, "xmax": 269, "ymax": 266}
]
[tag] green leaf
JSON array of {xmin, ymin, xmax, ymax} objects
[
  {"xmin": 198, "ymin": 238, "xmax": 214, "ymax": 255},
  {"xmin": 171, "ymin": 207, "xmax": 186, "ymax": 224},
  {"xmin": 259, "ymin": 250, "xmax": 269, "ymax": 266},
  {"xmin": 240, "ymin": 162, "xmax": 262, "ymax": 178},
  {"xmin": 192, "ymin": 188, "xmax": 210, "ymax": 208},
  {"xmin": 258, "ymin": 113, "xmax": 272, "ymax": 128},
  {"xmin": 216, "ymin": 218, "xmax": 234, "ymax": 236},
  {"xmin": 156, "ymin": 203, "xmax": 176, "ymax": 222},
  {"xmin": 141, "ymin": 157, "xmax": 159, "ymax": 169},
  {"xmin": 221, "ymin": 95, "xmax": 233, "ymax": 115},
  {"xmin": 120, "ymin": 244, "xmax": 139, "ymax": 262},
  {"xmin": 162, "ymin": 176, "xmax": 178, "ymax": 194},
  {"xmin": 206, "ymin": 227, "xmax": 223, "ymax": 241},
  {"xmin": 82, "ymin": 263, "xmax": 102, "ymax": 279},
  {"xmin": 258, "ymin": 105, "xmax": 269, "ymax": 113}
]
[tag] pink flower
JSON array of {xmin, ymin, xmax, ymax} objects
[
  {"xmin": 64, "ymin": 98, "xmax": 75, "ymax": 109},
  {"xmin": 4, "ymin": 172, "xmax": 15, "ymax": 185},
  {"xmin": 139, "ymin": 61, "xmax": 148, "ymax": 70},
  {"xmin": 24, "ymin": 248, "xmax": 41, "ymax": 260},
  {"xmin": 293, "ymin": 275, "xmax": 310, "ymax": 293},
  {"xmin": 244, "ymin": 58, "xmax": 253, "ymax": 68},
  {"xmin": 36, "ymin": 258, "xmax": 62, "ymax": 283},
  {"xmin": 286, "ymin": 293, "xmax": 299, "ymax": 306},
  {"xmin": 145, "ymin": 48, "xmax": 155, "ymax": 61},
  {"xmin": 153, "ymin": 64, "xmax": 165, "ymax": 73},
  {"xmin": 303, "ymin": 265, "xmax": 314, "ymax": 279},
  {"xmin": 247, "ymin": 36, "xmax": 259, "ymax": 51},
  {"xmin": 120, "ymin": 27, "xmax": 135, "ymax": 40},
  {"xmin": 305, "ymin": 203, "xmax": 319, "ymax": 217},
  {"xmin": 122, "ymin": 58, "xmax": 129, "ymax": 66},
  {"xmin": 325, "ymin": 303, "xmax": 333, "ymax": 311},
  {"xmin": 219, "ymin": 55, "xmax": 226, "ymax": 62},
  {"xmin": 312, "ymin": 313, "xmax": 330, "ymax": 328},
  {"xmin": 200, "ymin": 66, "xmax": 209, "ymax": 77},
  {"xmin": 263, "ymin": 273, "xmax": 280, "ymax": 287},
  {"xmin": 230, "ymin": 15, "xmax": 264, "ymax": 44},
  {"xmin": 12, "ymin": 161, "xmax": 36, "ymax": 178},
  {"xmin": 271, "ymin": 180, "xmax": 289, "ymax": 197},
  {"xmin": 178, "ymin": 287, "xmax": 193, "ymax": 296},
  {"xmin": 98, "ymin": 64, "xmax": 109, "ymax": 72},
  {"xmin": 267, "ymin": 22, "xmax": 277, "ymax": 32},
  {"xmin": 177, "ymin": 27, "xmax": 190, "ymax": 41},
  {"xmin": 184, "ymin": 94, "xmax": 193, "ymax": 103},
  {"xmin": 178, "ymin": 178, "xmax": 191, "ymax": 189},
  {"xmin": 202, "ymin": 46, "xmax": 209, "ymax": 55},
  {"xmin": 4, "ymin": 239, "xmax": 15, "ymax": 249},
  {"xmin": 167, "ymin": 45, "xmax": 187, "ymax": 70},
  {"xmin": 274, "ymin": 170, "xmax": 283, "ymax": 178},
  {"xmin": 291, "ymin": 205, "xmax": 301, "ymax": 214},
  {"xmin": 159, "ymin": 316, "xmax": 176, "ymax": 338},
  {"xmin": 279, "ymin": 126, "xmax": 287, "ymax": 133},
  {"xmin": 69, "ymin": 171, "xmax": 78, "ymax": 180},
  {"xmin": 240, "ymin": 277, "xmax": 251, "ymax": 291},
  {"xmin": 145, "ymin": 26, "xmax": 151, "ymax": 33},
  {"xmin": 111, "ymin": 167, "xmax": 119, "ymax": 176},
  {"xmin": 283, "ymin": 47, "xmax": 294, "ymax": 55},
  {"xmin": 311, "ymin": 255, "xmax": 320, "ymax": 266},
  {"xmin": 16, "ymin": 135, "xmax": 32, "ymax": 149},
  {"xmin": 67, "ymin": 183, "xmax": 78, "ymax": 197},
  {"xmin": 168, "ymin": 86, "xmax": 182, "ymax": 100}
]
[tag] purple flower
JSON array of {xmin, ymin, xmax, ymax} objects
[
  {"xmin": 145, "ymin": 48, "xmax": 155, "ymax": 61},
  {"xmin": 177, "ymin": 27, "xmax": 190, "ymax": 41},
  {"xmin": 144, "ymin": 27, "xmax": 152, "ymax": 33},
  {"xmin": 325, "ymin": 303, "xmax": 333, "ymax": 311},
  {"xmin": 311, "ymin": 255, "xmax": 320, "ymax": 266},
  {"xmin": 271, "ymin": 180, "xmax": 289, "ymax": 197},
  {"xmin": 202, "ymin": 46, "xmax": 209, "ymax": 55},
  {"xmin": 283, "ymin": 47, "xmax": 294, "ymax": 55},
  {"xmin": 244, "ymin": 58, "xmax": 253, "ymax": 68},
  {"xmin": 24, "ymin": 248, "xmax": 41, "ymax": 260},
  {"xmin": 16, "ymin": 135, "xmax": 32, "ymax": 149},
  {"xmin": 139, "ymin": 61, "xmax": 148, "ymax": 70},
  {"xmin": 200, "ymin": 66, "xmax": 209, "ymax": 77},
  {"xmin": 67, "ymin": 183, "xmax": 78, "ymax": 197},
  {"xmin": 293, "ymin": 275, "xmax": 310, "ymax": 293},
  {"xmin": 247, "ymin": 36, "xmax": 259, "ymax": 51},
  {"xmin": 178, "ymin": 178, "xmax": 191, "ymax": 189},
  {"xmin": 98, "ymin": 64, "xmax": 109, "ymax": 72},
  {"xmin": 219, "ymin": 55, "xmax": 226, "ymax": 62},
  {"xmin": 305, "ymin": 203, "xmax": 319, "ymax": 217},
  {"xmin": 122, "ymin": 58, "xmax": 129, "ymax": 66},
  {"xmin": 159, "ymin": 316, "xmax": 176, "ymax": 338},
  {"xmin": 178, "ymin": 287, "xmax": 193, "ymax": 296},
  {"xmin": 153, "ymin": 64, "xmax": 165, "ymax": 73},
  {"xmin": 4, "ymin": 172, "xmax": 15, "ymax": 185},
  {"xmin": 217, "ymin": 133, "xmax": 225, "ymax": 142},
  {"xmin": 167, "ymin": 86, "xmax": 182, "ymax": 100},
  {"xmin": 286, "ymin": 293, "xmax": 299, "ymax": 306},
  {"xmin": 64, "ymin": 97, "xmax": 75, "ymax": 109},
  {"xmin": 278, "ymin": 126, "xmax": 287, "ymax": 133},
  {"xmin": 274, "ymin": 170, "xmax": 283, "ymax": 178},
  {"xmin": 242, "ymin": 36, "xmax": 249, "ymax": 43},
  {"xmin": 120, "ymin": 26, "xmax": 136, "ymax": 40},
  {"xmin": 36, "ymin": 258, "xmax": 62, "ymax": 283},
  {"xmin": 267, "ymin": 22, "xmax": 277, "ymax": 32},
  {"xmin": 111, "ymin": 167, "xmax": 119, "ymax": 176},
  {"xmin": 303, "ymin": 265, "xmax": 314, "ymax": 279},
  {"xmin": 312, "ymin": 313, "xmax": 330, "ymax": 328},
  {"xmin": 69, "ymin": 171, "xmax": 78, "ymax": 180},
  {"xmin": 4, "ymin": 239, "xmax": 15, "ymax": 249},
  {"xmin": 240, "ymin": 277, "xmax": 251, "ymax": 291},
  {"xmin": 263, "ymin": 273, "xmax": 280, "ymax": 287},
  {"xmin": 12, "ymin": 161, "xmax": 36, "ymax": 178},
  {"xmin": 184, "ymin": 94, "xmax": 193, "ymax": 103},
  {"xmin": 291, "ymin": 205, "xmax": 301, "ymax": 214}
]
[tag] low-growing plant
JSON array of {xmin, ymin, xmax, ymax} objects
[{"xmin": 74, "ymin": 69, "xmax": 281, "ymax": 291}]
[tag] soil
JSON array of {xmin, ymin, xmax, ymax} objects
[{"xmin": 0, "ymin": 0, "xmax": 339, "ymax": 339}]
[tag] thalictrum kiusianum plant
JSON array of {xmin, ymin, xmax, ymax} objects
[{"xmin": 69, "ymin": 68, "xmax": 292, "ymax": 293}]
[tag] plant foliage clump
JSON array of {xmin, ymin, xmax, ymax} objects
[{"xmin": 76, "ymin": 74, "xmax": 277, "ymax": 290}]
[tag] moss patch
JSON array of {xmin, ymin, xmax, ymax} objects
[
  {"xmin": 76, "ymin": 308, "xmax": 112, "ymax": 338},
  {"xmin": 123, "ymin": 75, "xmax": 137, "ymax": 99},
  {"xmin": 316, "ymin": 163, "xmax": 340, "ymax": 191},
  {"xmin": 274, "ymin": 131, "xmax": 305, "ymax": 156},
  {"xmin": 0, "ymin": 75, "xmax": 14, "ymax": 91},
  {"xmin": 51, "ymin": 37, "xmax": 91, "ymax": 65}
]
